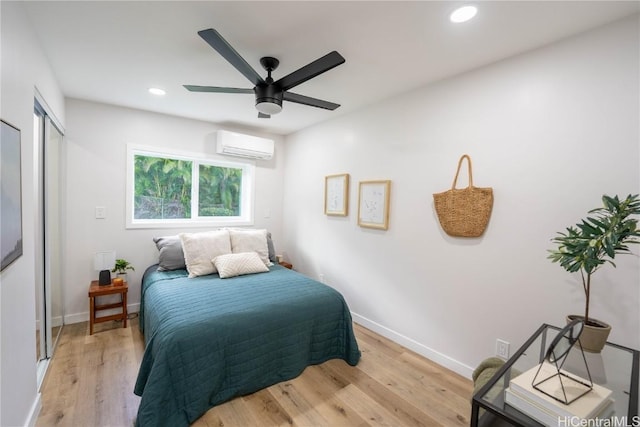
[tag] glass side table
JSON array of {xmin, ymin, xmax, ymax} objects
[{"xmin": 471, "ymin": 324, "xmax": 639, "ymax": 426}]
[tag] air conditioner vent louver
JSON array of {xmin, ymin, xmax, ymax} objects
[{"xmin": 216, "ymin": 130, "xmax": 274, "ymax": 160}]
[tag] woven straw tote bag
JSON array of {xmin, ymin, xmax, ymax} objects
[{"xmin": 433, "ymin": 154, "xmax": 493, "ymax": 237}]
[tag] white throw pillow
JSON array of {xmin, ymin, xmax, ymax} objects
[
  {"xmin": 213, "ymin": 252, "xmax": 269, "ymax": 279},
  {"xmin": 179, "ymin": 230, "xmax": 231, "ymax": 278},
  {"xmin": 228, "ymin": 229, "xmax": 271, "ymax": 266}
]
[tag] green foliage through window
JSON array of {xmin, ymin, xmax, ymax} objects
[
  {"xmin": 134, "ymin": 155, "xmax": 192, "ymax": 219},
  {"xmin": 199, "ymin": 164, "xmax": 242, "ymax": 217},
  {"xmin": 133, "ymin": 154, "xmax": 244, "ymax": 220}
]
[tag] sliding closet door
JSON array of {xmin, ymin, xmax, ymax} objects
[
  {"xmin": 34, "ymin": 101, "xmax": 64, "ymax": 373},
  {"xmin": 34, "ymin": 112, "xmax": 45, "ymax": 363},
  {"xmin": 44, "ymin": 118, "xmax": 64, "ymax": 355}
]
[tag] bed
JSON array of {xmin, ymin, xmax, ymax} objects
[{"xmin": 133, "ymin": 263, "xmax": 361, "ymax": 427}]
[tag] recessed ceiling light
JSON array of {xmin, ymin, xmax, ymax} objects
[
  {"xmin": 450, "ymin": 5, "xmax": 477, "ymax": 23},
  {"xmin": 148, "ymin": 87, "xmax": 166, "ymax": 96}
]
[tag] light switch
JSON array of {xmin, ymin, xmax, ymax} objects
[{"xmin": 95, "ymin": 206, "xmax": 106, "ymax": 219}]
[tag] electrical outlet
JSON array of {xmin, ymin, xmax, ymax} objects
[{"xmin": 496, "ymin": 339, "xmax": 510, "ymax": 359}]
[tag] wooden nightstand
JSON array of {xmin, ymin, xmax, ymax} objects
[
  {"xmin": 279, "ymin": 261, "xmax": 293, "ymax": 270},
  {"xmin": 88, "ymin": 280, "xmax": 128, "ymax": 335}
]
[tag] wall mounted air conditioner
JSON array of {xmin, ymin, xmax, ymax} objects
[{"xmin": 216, "ymin": 130, "xmax": 274, "ymax": 160}]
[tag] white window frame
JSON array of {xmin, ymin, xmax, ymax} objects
[{"xmin": 126, "ymin": 144, "xmax": 255, "ymax": 229}]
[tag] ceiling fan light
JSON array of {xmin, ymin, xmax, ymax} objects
[{"xmin": 256, "ymin": 101, "xmax": 282, "ymax": 115}]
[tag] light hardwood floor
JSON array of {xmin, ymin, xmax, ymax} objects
[{"xmin": 36, "ymin": 317, "xmax": 473, "ymax": 427}]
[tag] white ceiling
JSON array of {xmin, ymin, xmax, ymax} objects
[{"xmin": 22, "ymin": 1, "xmax": 639, "ymax": 135}]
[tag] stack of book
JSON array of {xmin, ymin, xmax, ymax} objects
[{"xmin": 505, "ymin": 363, "xmax": 614, "ymax": 426}]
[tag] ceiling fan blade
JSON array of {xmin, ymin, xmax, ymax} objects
[
  {"xmin": 283, "ymin": 92, "xmax": 340, "ymax": 110},
  {"xmin": 183, "ymin": 85, "xmax": 254, "ymax": 94},
  {"xmin": 258, "ymin": 112, "xmax": 270, "ymax": 119},
  {"xmin": 275, "ymin": 51, "xmax": 345, "ymax": 91},
  {"xmin": 197, "ymin": 29, "xmax": 264, "ymax": 86}
]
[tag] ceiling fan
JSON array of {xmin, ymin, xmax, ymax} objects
[{"xmin": 184, "ymin": 28, "xmax": 345, "ymax": 118}]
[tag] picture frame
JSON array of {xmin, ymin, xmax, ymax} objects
[
  {"xmin": 358, "ymin": 180, "xmax": 391, "ymax": 230},
  {"xmin": 324, "ymin": 173, "xmax": 349, "ymax": 216},
  {"xmin": 1, "ymin": 119, "xmax": 23, "ymax": 271}
]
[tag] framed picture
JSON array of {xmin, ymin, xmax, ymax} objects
[
  {"xmin": 324, "ymin": 173, "xmax": 349, "ymax": 216},
  {"xmin": 358, "ymin": 180, "xmax": 391, "ymax": 230},
  {"xmin": 1, "ymin": 120, "xmax": 23, "ymax": 271}
]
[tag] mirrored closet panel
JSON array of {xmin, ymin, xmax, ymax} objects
[{"xmin": 34, "ymin": 100, "xmax": 64, "ymax": 373}]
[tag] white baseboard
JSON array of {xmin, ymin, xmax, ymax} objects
[
  {"xmin": 64, "ymin": 303, "xmax": 140, "ymax": 325},
  {"xmin": 351, "ymin": 311, "xmax": 474, "ymax": 379},
  {"xmin": 25, "ymin": 392, "xmax": 42, "ymax": 427},
  {"xmin": 35, "ymin": 316, "xmax": 64, "ymax": 330},
  {"xmin": 51, "ymin": 315, "xmax": 64, "ymax": 328}
]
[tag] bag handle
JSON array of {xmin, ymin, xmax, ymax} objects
[{"xmin": 451, "ymin": 154, "xmax": 473, "ymax": 189}]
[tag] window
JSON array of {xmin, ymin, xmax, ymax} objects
[{"xmin": 126, "ymin": 146, "xmax": 254, "ymax": 228}]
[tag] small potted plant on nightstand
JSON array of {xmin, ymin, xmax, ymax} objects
[
  {"xmin": 548, "ymin": 194, "xmax": 640, "ymax": 352},
  {"xmin": 112, "ymin": 259, "xmax": 135, "ymax": 282}
]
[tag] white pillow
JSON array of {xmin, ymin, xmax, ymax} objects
[
  {"xmin": 228, "ymin": 229, "xmax": 271, "ymax": 266},
  {"xmin": 213, "ymin": 252, "xmax": 269, "ymax": 279},
  {"xmin": 179, "ymin": 230, "xmax": 231, "ymax": 278}
]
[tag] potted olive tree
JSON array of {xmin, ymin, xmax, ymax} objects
[
  {"xmin": 112, "ymin": 258, "xmax": 135, "ymax": 281},
  {"xmin": 548, "ymin": 194, "xmax": 640, "ymax": 352}
]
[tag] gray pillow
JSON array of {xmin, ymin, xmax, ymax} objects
[
  {"xmin": 153, "ymin": 235, "xmax": 186, "ymax": 271},
  {"xmin": 267, "ymin": 232, "xmax": 276, "ymax": 263}
]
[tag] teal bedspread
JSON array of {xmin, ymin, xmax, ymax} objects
[{"xmin": 134, "ymin": 264, "xmax": 360, "ymax": 427}]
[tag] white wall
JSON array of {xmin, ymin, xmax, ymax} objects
[
  {"xmin": 282, "ymin": 15, "xmax": 640, "ymax": 377},
  {"xmin": 62, "ymin": 99, "xmax": 285, "ymax": 322},
  {"xmin": 0, "ymin": 2, "xmax": 65, "ymax": 425},
  {"xmin": 1, "ymin": 8, "xmax": 636, "ymax": 427}
]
